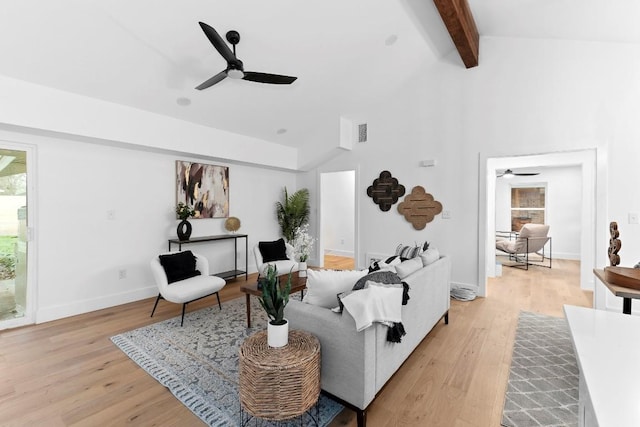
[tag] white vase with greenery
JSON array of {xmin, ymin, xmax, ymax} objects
[
  {"xmin": 292, "ymin": 224, "xmax": 314, "ymax": 277},
  {"xmin": 258, "ymin": 265, "xmax": 292, "ymax": 348}
]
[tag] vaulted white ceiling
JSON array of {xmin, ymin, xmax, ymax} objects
[{"xmin": 0, "ymin": 0, "xmax": 637, "ymax": 152}]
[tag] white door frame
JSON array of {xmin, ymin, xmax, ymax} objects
[
  {"xmin": 0, "ymin": 141, "xmax": 36, "ymax": 330},
  {"xmin": 317, "ymin": 166, "xmax": 359, "ymax": 269},
  {"xmin": 478, "ymin": 148, "xmax": 607, "ymax": 305}
]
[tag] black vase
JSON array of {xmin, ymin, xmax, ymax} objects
[{"xmin": 177, "ymin": 219, "xmax": 192, "ymax": 241}]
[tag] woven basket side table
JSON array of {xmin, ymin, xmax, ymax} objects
[{"xmin": 239, "ymin": 329, "xmax": 321, "ymax": 422}]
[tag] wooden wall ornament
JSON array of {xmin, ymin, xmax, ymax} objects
[
  {"xmin": 397, "ymin": 186, "xmax": 443, "ymax": 230},
  {"xmin": 367, "ymin": 170, "xmax": 405, "ymax": 212},
  {"xmin": 609, "ymin": 221, "xmax": 621, "ymax": 266}
]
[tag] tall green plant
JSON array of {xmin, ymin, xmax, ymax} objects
[
  {"xmin": 258, "ymin": 265, "xmax": 292, "ymax": 326},
  {"xmin": 275, "ymin": 187, "xmax": 310, "ymax": 242}
]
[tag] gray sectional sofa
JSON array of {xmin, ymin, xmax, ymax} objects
[{"xmin": 284, "ymin": 255, "xmax": 451, "ymax": 427}]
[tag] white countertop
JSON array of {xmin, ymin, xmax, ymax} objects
[{"xmin": 564, "ymin": 305, "xmax": 640, "ymax": 427}]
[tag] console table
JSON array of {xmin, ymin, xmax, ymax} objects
[
  {"xmin": 593, "ymin": 268, "xmax": 640, "ymax": 314},
  {"xmin": 168, "ymin": 234, "xmax": 248, "ymax": 280},
  {"xmin": 564, "ymin": 305, "xmax": 640, "ymax": 427}
]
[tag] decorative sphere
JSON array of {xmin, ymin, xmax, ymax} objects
[{"xmin": 224, "ymin": 217, "xmax": 241, "ymax": 233}]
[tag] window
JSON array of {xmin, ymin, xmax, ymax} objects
[{"xmin": 511, "ymin": 186, "xmax": 545, "ymax": 232}]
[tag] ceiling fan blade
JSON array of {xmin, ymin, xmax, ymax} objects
[
  {"xmin": 198, "ymin": 22, "xmax": 236, "ymax": 63},
  {"xmin": 242, "ymin": 71, "xmax": 297, "ymax": 85},
  {"xmin": 514, "ymin": 172, "xmax": 540, "ymax": 176},
  {"xmin": 195, "ymin": 70, "xmax": 227, "ymax": 90}
]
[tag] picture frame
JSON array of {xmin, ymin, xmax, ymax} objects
[{"xmin": 176, "ymin": 161, "xmax": 229, "ymax": 218}]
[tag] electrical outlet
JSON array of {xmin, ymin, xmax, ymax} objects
[
  {"xmin": 107, "ymin": 210, "xmax": 116, "ymax": 220},
  {"xmin": 442, "ymin": 211, "xmax": 451, "ymax": 219},
  {"xmin": 629, "ymin": 212, "xmax": 639, "ymax": 225},
  {"xmin": 118, "ymin": 269, "xmax": 127, "ymax": 279}
]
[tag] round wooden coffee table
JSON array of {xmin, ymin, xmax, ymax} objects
[{"xmin": 239, "ymin": 329, "xmax": 320, "ymax": 423}]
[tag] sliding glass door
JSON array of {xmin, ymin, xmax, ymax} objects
[{"xmin": 0, "ymin": 146, "xmax": 32, "ymax": 329}]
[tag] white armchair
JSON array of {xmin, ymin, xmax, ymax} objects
[
  {"xmin": 150, "ymin": 251, "xmax": 226, "ymax": 326},
  {"xmin": 253, "ymin": 240, "xmax": 299, "ymax": 278},
  {"xmin": 496, "ymin": 223, "xmax": 552, "ymax": 270}
]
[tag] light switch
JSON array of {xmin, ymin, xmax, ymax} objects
[{"xmin": 629, "ymin": 212, "xmax": 639, "ymax": 225}]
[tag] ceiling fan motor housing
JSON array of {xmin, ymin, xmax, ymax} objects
[{"xmin": 225, "ymin": 30, "xmax": 240, "ymax": 45}]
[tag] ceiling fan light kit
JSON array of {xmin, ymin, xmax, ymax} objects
[{"xmin": 196, "ymin": 22, "xmax": 298, "ymax": 90}]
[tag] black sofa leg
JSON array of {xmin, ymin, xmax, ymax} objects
[
  {"xmin": 216, "ymin": 292, "xmax": 222, "ymax": 310},
  {"xmin": 357, "ymin": 409, "xmax": 366, "ymax": 427},
  {"xmin": 150, "ymin": 294, "xmax": 162, "ymax": 318},
  {"xmin": 444, "ymin": 311, "xmax": 449, "ymax": 325}
]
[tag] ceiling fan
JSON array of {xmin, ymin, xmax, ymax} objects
[
  {"xmin": 497, "ymin": 169, "xmax": 540, "ymax": 178},
  {"xmin": 195, "ymin": 22, "xmax": 298, "ymax": 90}
]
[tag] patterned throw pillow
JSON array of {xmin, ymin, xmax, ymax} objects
[
  {"xmin": 395, "ymin": 243, "xmax": 422, "ymax": 259},
  {"xmin": 395, "ymin": 241, "xmax": 430, "ymax": 259}
]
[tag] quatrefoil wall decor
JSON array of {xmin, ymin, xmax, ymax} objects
[
  {"xmin": 366, "ymin": 170, "xmax": 406, "ymax": 212},
  {"xmin": 397, "ymin": 186, "xmax": 443, "ymax": 230}
]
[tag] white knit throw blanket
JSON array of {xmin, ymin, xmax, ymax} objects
[{"xmin": 339, "ymin": 281, "xmax": 403, "ymax": 332}]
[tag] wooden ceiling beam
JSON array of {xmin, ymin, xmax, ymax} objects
[{"xmin": 433, "ymin": 0, "xmax": 479, "ymax": 68}]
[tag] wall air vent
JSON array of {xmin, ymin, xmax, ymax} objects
[{"xmin": 358, "ymin": 123, "xmax": 368, "ymax": 143}]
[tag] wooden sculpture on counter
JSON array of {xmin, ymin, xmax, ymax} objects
[{"xmin": 604, "ymin": 221, "xmax": 640, "ymax": 290}]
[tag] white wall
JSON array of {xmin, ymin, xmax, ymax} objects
[
  {"xmin": 457, "ymin": 37, "xmax": 640, "ymax": 311},
  {"xmin": 495, "ymin": 166, "xmax": 582, "ymax": 260},
  {"xmin": 0, "ymin": 75, "xmax": 298, "ymax": 170},
  {"xmin": 320, "ymin": 170, "xmax": 355, "ymax": 257},
  {"xmin": 301, "ymin": 35, "xmax": 640, "ymax": 307},
  {"xmin": 0, "ymin": 128, "xmax": 296, "ymax": 323},
  {"xmin": 5, "ymin": 33, "xmax": 640, "ymax": 320},
  {"xmin": 299, "ymin": 74, "xmax": 455, "ymax": 272}
]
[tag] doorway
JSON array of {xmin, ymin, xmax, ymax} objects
[
  {"xmin": 0, "ymin": 145, "xmax": 33, "ymax": 330},
  {"xmin": 479, "ymin": 149, "xmax": 601, "ymax": 298},
  {"xmin": 319, "ymin": 170, "xmax": 356, "ymax": 269}
]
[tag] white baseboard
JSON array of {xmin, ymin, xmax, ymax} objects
[
  {"xmin": 553, "ymin": 252, "xmax": 580, "ymax": 260},
  {"xmin": 324, "ymin": 249, "xmax": 355, "ymax": 258},
  {"xmin": 36, "ymin": 285, "xmax": 157, "ymax": 324}
]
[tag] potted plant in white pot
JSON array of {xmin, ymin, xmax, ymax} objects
[
  {"xmin": 258, "ymin": 264, "xmax": 292, "ymax": 347},
  {"xmin": 292, "ymin": 224, "xmax": 315, "ymax": 277}
]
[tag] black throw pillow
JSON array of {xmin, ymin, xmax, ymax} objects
[
  {"xmin": 159, "ymin": 250, "xmax": 201, "ymax": 284},
  {"xmin": 259, "ymin": 238, "xmax": 289, "ymax": 262}
]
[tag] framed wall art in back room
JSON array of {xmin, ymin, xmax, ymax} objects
[{"xmin": 176, "ymin": 161, "xmax": 229, "ymax": 218}]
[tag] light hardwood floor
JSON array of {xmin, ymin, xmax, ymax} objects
[
  {"xmin": 0, "ymin": 258, "xmax": 591, "ymax": 426},
  {"xmin": 323, "ymin": 254, "xmax": 355, "ymax": 271}
]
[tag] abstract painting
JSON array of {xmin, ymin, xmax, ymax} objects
[{"xmin": 176, "ymin": 161, "xmax": 229, "ymax": 218}]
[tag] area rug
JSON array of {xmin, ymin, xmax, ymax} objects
[
  {"xmin": 111, "ymin": 297, "xmax": 343, "ymax": 426},
  {"xmin": 501, "ymin": 312, "xmax": 579, "ymax": 427}
]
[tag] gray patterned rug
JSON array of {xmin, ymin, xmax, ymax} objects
[
  {"xmin": 111, "ymin": 296, "xmax": 343, "ymax": 426},
  {"xmin": 501, "ymin": 312, "xmax": 579, "ymax": 427}
]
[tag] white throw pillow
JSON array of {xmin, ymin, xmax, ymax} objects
[
  {"xmin": 303, "ymin": 269, "xmax": 368, "ymax": 308},
  {"xmin": 420, "ymin": 248, "xmax": 440, "ymax": 266},
  {"xmin": 395, "ymin": 257, "xmax": 423, "ymax": 279}
]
